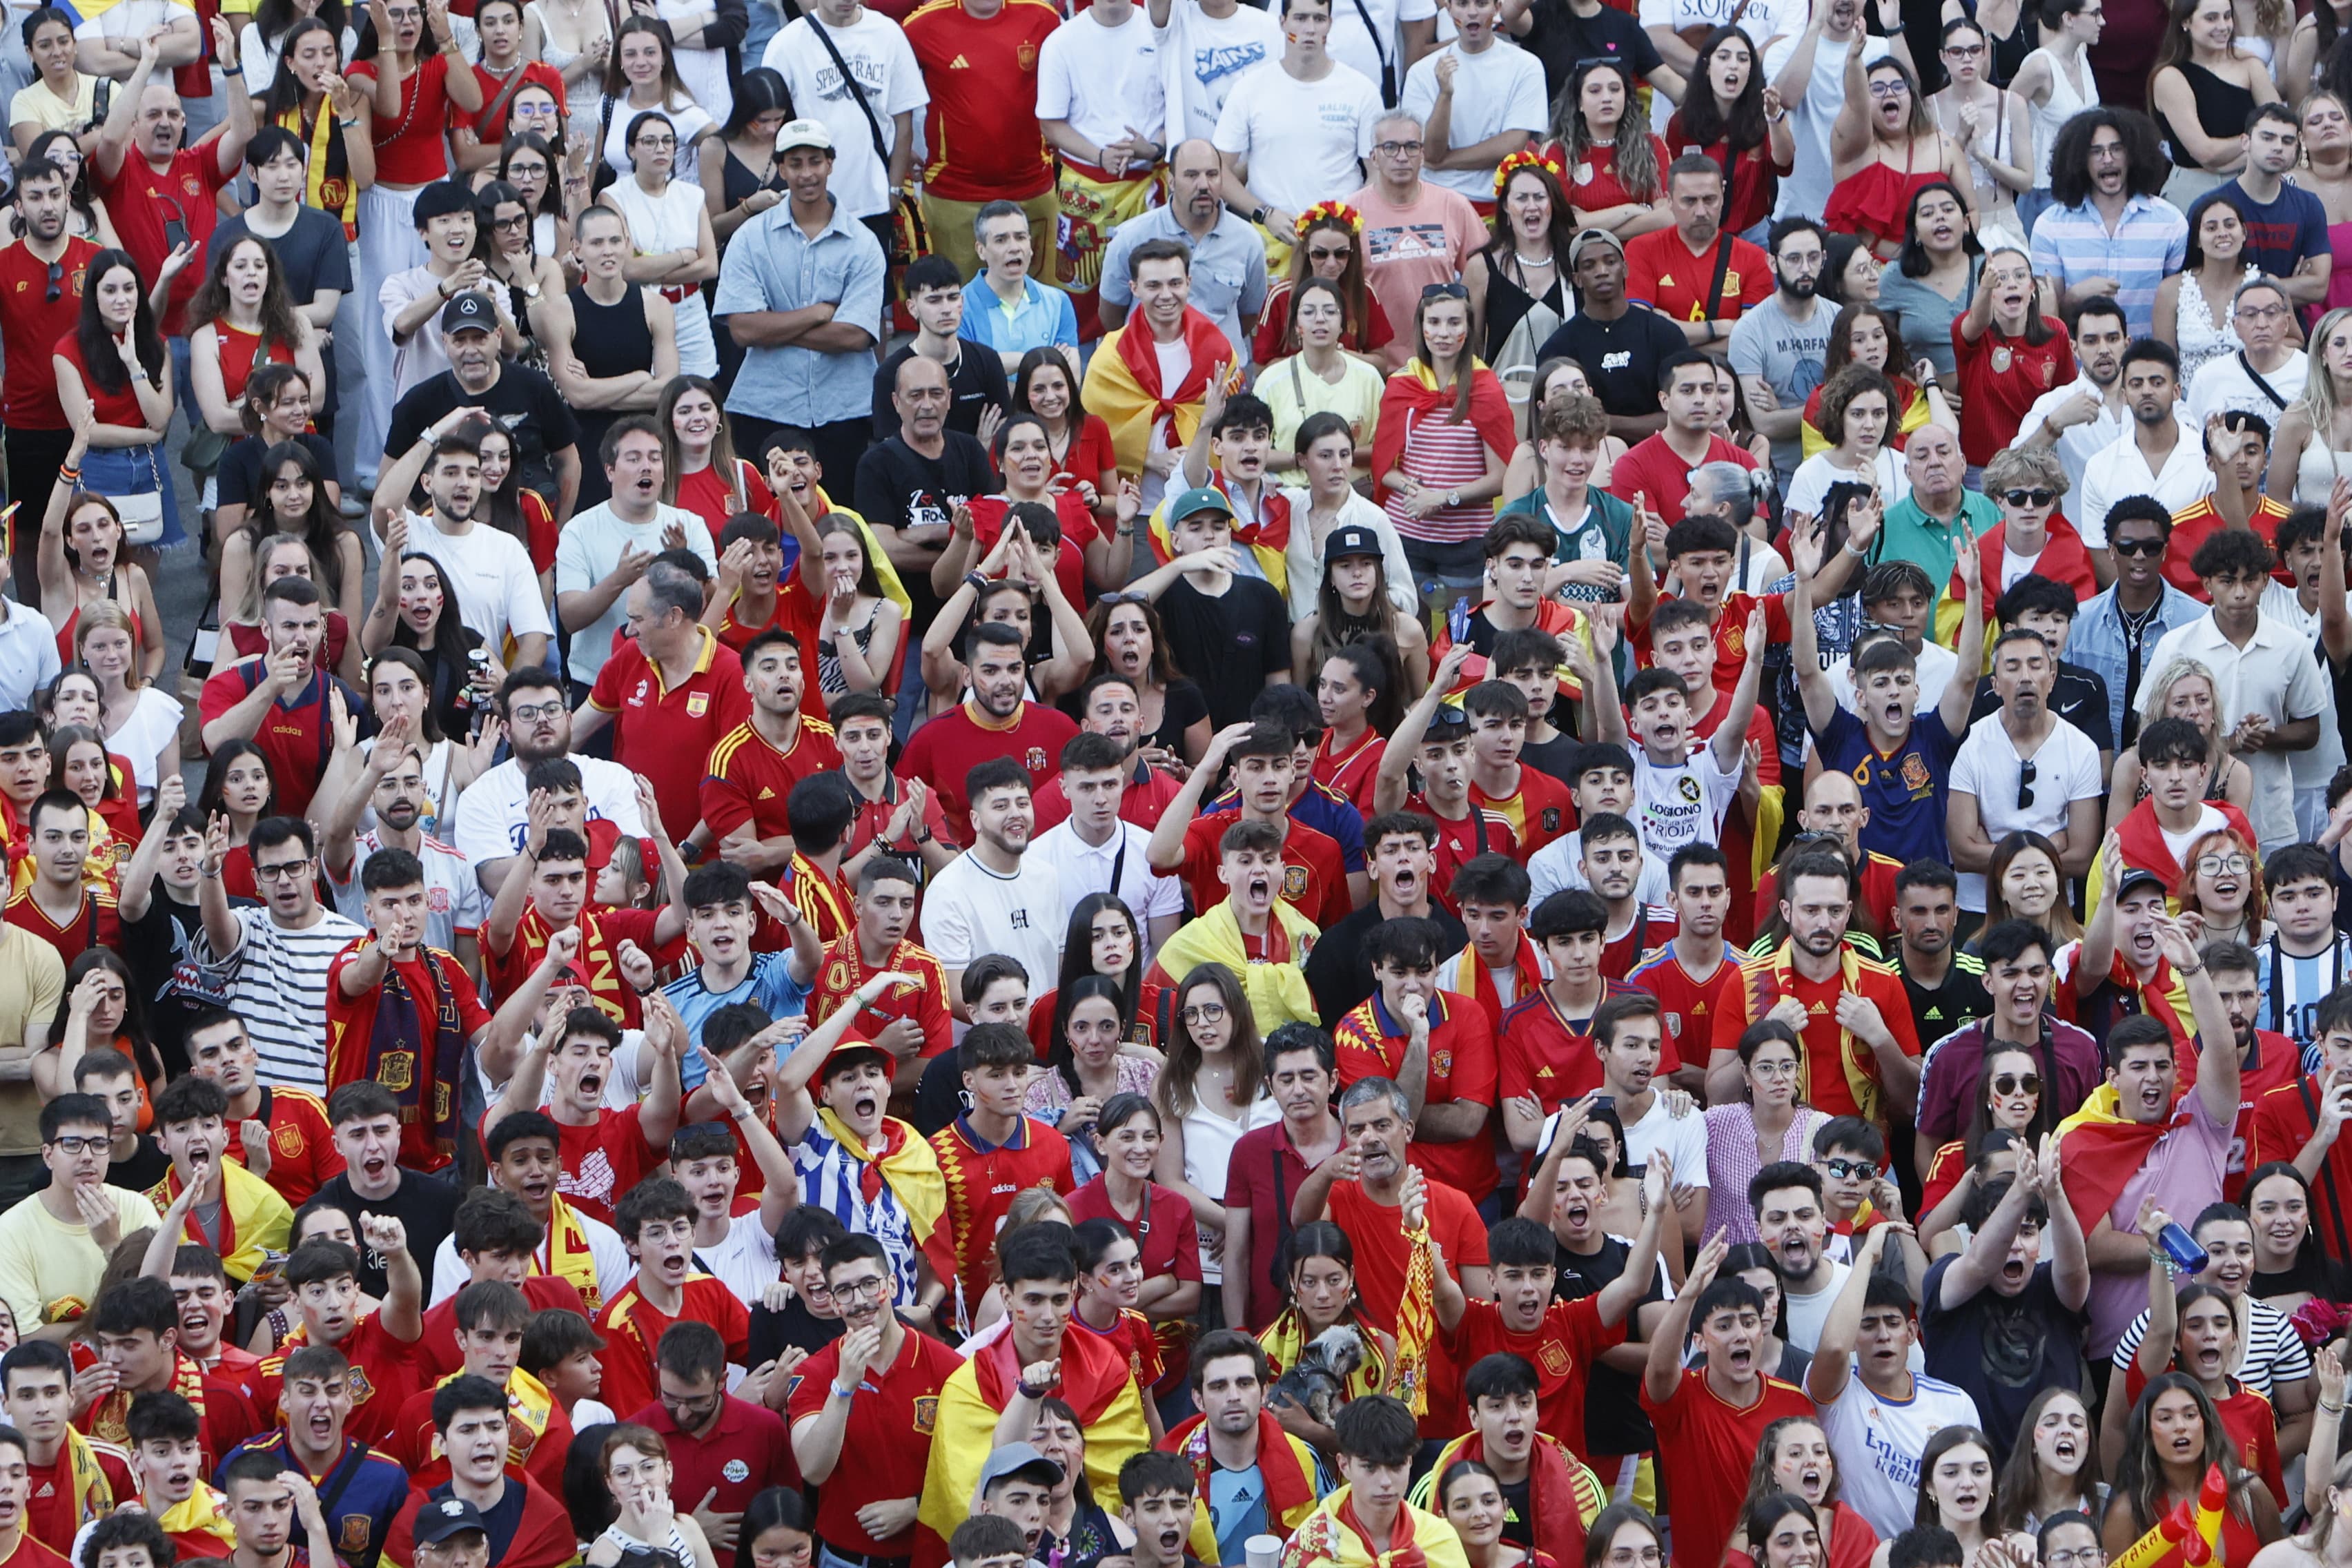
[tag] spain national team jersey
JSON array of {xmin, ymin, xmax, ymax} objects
[
  {"xmin": 929, "ymin": 1116, "xmax": 1075, "ymax": 1322},
  {"xmin": 1498, "ymin": 981, "xmax": 1667, "ymax": 1109},
  {"xmin": 486, "ymin": 904, "xmax": 683, "ymax": 1027},
  {"xmin": 210, "ymin": 1431, "xmax": 409, "ymax": 1568},
  {"xmin": 21, "ymin": 1441, "xmax": 132, "ymax": 1558},
  {"xmin": 594, "ymin": 1273, "xmax": 751, "ymax": 1420},
  {"xmin": 1470, "ymin": 767, "xmax": 1575, "ymax": 857},
  {"xmin": 586, "ymin": 627, "xmax": 752, "ymax": 840},
  {"xmin": 1813, "ymin": 707, "xmax": 1963, "ymax": 870},
  {"xmin": 896, "ymin": 700, "xmax": 1081, "ymax": 846},
  {"xmin": 1177, "ymin": 814, "xmax": 1351, "ymax": 930},
  {"xmin": 701, "ymin": 718, "xmax": 845, "ymax": 846},
  {"xmin": 1332, "ymin": 992, "xmax": 1500, "ymax": 1201},
  {"xmin": 810, "ymin": 936, "xmax": 954, "ymax": 1059},
  {"xmin": 251, "ymin": 1313, "xmax": 421, "ymax": 1448},
  {"xmin": 1629, "ymin": 948, "xmax": 1741, "ymax": 1065},
  {"xmin": 3, "ymin": 885, "xmax": 118, "ymax": 966},
  {"xmin": 1442, "ymin": 1295, "xmax": 1622, "ymax": 1469},
  {"xmin": 1709, "ymin": 947, "xmax": 1921, "ymax": 1121},
  {"xmin": 1404, "ymin": 794, "xmax": 1518, "ymax": 914},
  {"xmin": 222, "ymin": 1086, "xmax": 344, "ymax": 1206}
]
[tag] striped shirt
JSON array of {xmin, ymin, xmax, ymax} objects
[
  {"xmin": 787, "ymin": 1119, "xmax": 921, "ymax": 1307},
  {"xmin": 2111, "ymin": 1294, "xmax": 2310, "ymax": 1398},
  {"xmin": 1385, "ymin": 414, "xmax": 1494, "ymax": 545},
  {"xmin": 2027, "ymin": 195, "xmax": 2188, "ymax": 340},
  {"xmin": 195, "ymin": 905, "xmax": 369, "ymax": 1092}
]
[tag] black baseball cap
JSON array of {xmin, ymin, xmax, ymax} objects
[
  {"xmin": 1326, "ymin": 525, "xmax": 1382, "ymax": 562},
  {"xmin": 440, "ymin": 293, "xmax": 497, "ymax": 335},
  {"xmin": 413, "ymin": 1498, "xmax": 488, "ymax": 1547}
]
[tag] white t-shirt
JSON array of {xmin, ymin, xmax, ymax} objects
[
  {"xmin": 696, "ymin": 1208, "xmax": 781, "ymax": 1306},
  {"xmin": 450, "ymin": 754, "xmax": 649, "ymax": 870},
  {"xmin": 1779, "ymin": 1259, "xmax": 1850, "ymax": 1352},
  {"xmin": 1157, "ymin": 0, "xmax": 1283, "ymax": 144},
  {"xmin": 1397, "ymin": 40, "xmax": 1548, "ymax": 200},
  {"xmin": 74, "ymin": 0, "xmax": 190, "ymax": 48},
  {"xmin": 1029, "ymin": 819, "xmax": 1184, "ymax": 959},
  {"xmin": 919, "ymin": 850, "xmax": 1066, "ymax": 986},
  {"xmin": 1615, "ymin": 1093, "xmax": 1711, "ymax": 1189},
  {"xmin": 402, "ymin": 510, "xmax": 556, "ymax": 657},
  {"xmin": 1948, "ymin": 714, "xmax": 2105, "ymax": 910},
  {"xmin": 597, "ymin": 95, "xmax": 714, "ymax": 184},
  {"xmin": 1631, "ymin": 745, "xmax": 1742, "ymax": 864},
  {"xmin": 1037, "ymin": 5, "xmax": 1166, "ymax": 156},
  {"xmin": 2188, "ymin": 348, "xmax": 2309, "ymax": 427},
  {"xmin": 1761, "ymin": 30, "xmax": 1892, "ymax": 220},
  {"xmin": 1528, "ymin": 828, "xmax": 1674, "ymax": 910},
  {"xmin": 760, "ymin": 11, "xmax": 928, "ymax": 221},
  {"xmin": 1786, "ymin": 447, "xmax": 1911, "ymax": 521},
  {"xmin": 381, "ymin": 267, "xmax": 456, "ymax": 396},
  {"xmin": 1212, "ymin": 59, "xmax": 1380, "ymax": 218},
  {"xmin": 429, "ymin": 1209, "xmax": 632, "ymax": 1306},
  {"xmin": 1817, "ymin": 1373, "xmax": 1989, "ymax": 1539},
  {"xmin": 1323, "ymin": 0, "xmax": 1435, "ymax": 98},
  {"xmin": 327, "ymin": 831, "xmax": 488, "ymax": 957},
  {"xmin": 551, "ymin": 502, "xmax": 717, "ymax": 684},
  {"xmin": 106, "ymin": 685, "xmax": 183, "ymax": 803}
]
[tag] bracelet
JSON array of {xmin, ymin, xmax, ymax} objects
[
  {"xmin": 2324, "ymin": 1399, "xmax": 2346, "ymax": 1414},
  {"xmin": 830, "ymin": 1382, "xmax": 858, "ymax": 1400},
  {"xmin": 337, "ymin": 115, "xmax": 360, "ymax": 128},
  {"xmin": 1015, "ymin": 1379, "xmax": 1049, "ymax": 1400},
  {"xmin": 221, "ymin": 62, "xmax": 243, "ymax": 75},
  {"xmin": 632, "ymin": 982, "xmax": 656, "ymax": 997},
  {"xmin": 58, "ymin": 466, "xmax": 80, "ymax": 486},
  {"xmin": 963, "ymin": 569, "xmax": 988, "ymax": 594}
]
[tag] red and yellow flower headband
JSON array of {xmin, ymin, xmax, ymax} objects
[
  {"xmin": 1294, "ymin": 200, "xmax": 1364, "ymax": 238},
  {"xmin": 1493, "ymin": 146, "xmax": 1567, "ymax": 199}
]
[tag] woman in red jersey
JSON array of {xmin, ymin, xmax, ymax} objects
[
  {"xmin": 2105, "ymin": 1374, "xmax": 2281, "ymax": 1565},
  {"xmin": 1725, "ymin": 1419, "xmax": 1881, "ymax": 1568}
]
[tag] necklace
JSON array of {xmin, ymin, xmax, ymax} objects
[{"xmin": 1514, "ymin": 249, "xmax": 1554, "ymax": 266}]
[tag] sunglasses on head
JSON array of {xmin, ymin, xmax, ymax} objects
[{"xmin": 1422, "ymin": 282, "xmax": 1469, "ymax": 301}]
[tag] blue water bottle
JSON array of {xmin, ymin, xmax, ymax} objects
[{"xmin": 2156, "ymin": 1222, "xmax": 2208, "ymax": 1275}]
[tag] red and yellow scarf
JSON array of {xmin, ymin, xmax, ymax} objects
[
  {"xmin": 1088, "ymin": 307, "xmax": 1237, "ymax": 474},
  {"xmin": 1284, "ymin": 1488, "xmax": 1471, "ymax": 1568},
  {"xmin": 1166, "ymin": 1408, "xmax": 1322, "ymax": 1561},
  {"xmin": 1740, "ymin": 944, "xmax": 1883, "ymax": 1124},
  {"xmin": 79, "ymin": 1352, "xmax": 207, "ymax": 1451}
]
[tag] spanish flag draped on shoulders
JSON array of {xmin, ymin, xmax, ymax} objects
[
  {"xmin": 2055, "ymin": 1082, "xmax": 2197, "ymax": 1233},
  {"xmin": 1406, "ymin": 1432, "xmax": 1604, "ymax": 1568},
  {"xmin": 1081, "ymin": 304, "xmax": 1237, "ymax": 478},
  {"xmin": 1161, "ymin": 1408, "xmax": 1325, "ymax": 1562},
  {"xmin": 1369, "ymin": 362, "xmax": 1516, "ymax": 509},
  {"xmin": 141, "ymin": 1161, "xmax": 294, "ymax": 1286},
  {"xmin": 1282, "ymin": 1484, "xmax": 1473, "ymax": 1568},
  {"xmin": 917, "ymin": 1324, "xmax": 1150, "ymax": 1568},
  {"xmin": 1146, "ymin": 469, "xmax": 1293, "ymax": 595},
  {"xmin": 151, "ymin": 1482, "xmax": 239, "ymax": 1560},
  {"xmin": 1145, "ymin": 900, "xmax": 1320, "ymax": 1033}
]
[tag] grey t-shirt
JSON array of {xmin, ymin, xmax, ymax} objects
[
  {"xmin": 214, "ymin": 206, "xmax": 354, "ymax": 311},
  {"xmin": 1727, "ymin": 291, "xmax": 1832, "ymax": 481}
]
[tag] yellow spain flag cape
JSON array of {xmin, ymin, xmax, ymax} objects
[
  {"xmin": 144, "ymin": 1159, "xmax": 293, "ymax": 1285},
  {"xmin": 1281, "ymin": 1486, "xmax": 1473, "ymax": 1568}
]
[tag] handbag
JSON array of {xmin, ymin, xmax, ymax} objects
[{"xmin": 113, "ymin": 488, "xmax": 164, "ymax": 548}]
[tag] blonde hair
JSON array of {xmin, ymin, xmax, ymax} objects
[
  {"xmin": 1981, "ymin": 445, "xmax": 2066, "ymax": 494},
  {"xmin": 2295, "ymin": 307, "xmax": 2352, "ymax": 458},
  {"xmin": 2137, "ymin": 655, "xmax": 2233, "ymax": 779},
  {"xmin": 73, "ymin": 601, "xmax": 144, "ymax": 691}
]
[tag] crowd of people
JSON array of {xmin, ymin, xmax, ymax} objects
[{"xmin": 15, "ymin": 2, "xmax": 2352, "ymax": 1568}]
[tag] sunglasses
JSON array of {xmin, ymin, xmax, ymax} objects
[
  {"xmin": 1992, "ymin": 1072, "xmax": 2041, "ymax": 1097},
  {"xmin": 1422, "ymin": 282, "xmax": 1469, "ymax": 300},
  {"xmin": 2001, "ymin": 488, "xmax": 2058, "ymax": 509},
  {"xmin": 1822, "ymin": 1157, "xmax": 1877, "ymax": 1181},
  {"xmin": 43, "ymin": 259, "xmax": 61, "ymax": 304},
  {"xmin": 2017, "ymin": 758, "xmax": 2037, "ymax": 810}
]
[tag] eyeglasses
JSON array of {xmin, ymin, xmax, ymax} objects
[
  {"xmin": 2046, "ymin": 1551, "xmax": 2108, "ymax": 1568},
  {"xmin": 1992, "ymin": 1072, "xmax": 2042, "ymax": 1097},
  {"xmin": 2196, "ymin": 852, "xmax": 2253, "ymax": 876},
  {"xmin": 1749, "ymin": 1059, "xmax": 1800, "ymax": 1078},
  {"xmin": 2001, "ymin": 489, "xmax": 2058, "ymax": 509},
  {"xmin": 1180, "ymin": 1002, "xmax": 1227, "ymax": 1024},
  {"xmin": 2112, "ymin": 536, "xmax": 2166, "ymax": 557},
  {"xmin": 658, "ymin": 1385, "xmax": 722, "ymax": 1413},
  {"xmin": 43, "ymin": 259, "xmax": 61, "ymax": 304},
  {"xmin": 635, "ymin": 135, "xmax": 677, "ymax": 150},
  {"xmin": 1375, "ymin": 140, "xmax": 1424, "ymax": 157},
  {"xmin": 509, "ymin": 700, "xmax": 565, "ymax": 723},
  {"xmin": 2238, "ymin": 301, "xmax": 2290, "ymax": 322},
  {"xmin": 1868, "ymin": 79, "xmax": 1909, "ymax": 97},
  {"xmin": 2017, "ymin": 758, "xmax": 2037, "ymax": 810},
  {"xmin": 46, "ymin": 1135, "xmax": 105, "ymax": 1157},
  {"xmin": 1942, "ymin": 39, "xmax": 1985, "ymax": 52},
  {"xmin": 830, "ymin": 1276, "xmax": 890, "ymax": 1302},
  {"xmin": 1822, "ymin": 1157, "xmax": 1877, "ymax": 1180},
  {"xmin": 491, "ymin": 213, "xmax": 529, "ymax": 231},
  {"xmin": 254, "ymin": 859, "xmax": 311, "ymax": 883}
]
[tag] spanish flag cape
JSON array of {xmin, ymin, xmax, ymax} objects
[
  {"xmin": 814, "ymin": 1106, "xmax": 955, "ymax": 1289},
  {"xmin": 1260, "ymin": 1306, "xmax": 1391, "ymax": 1396},
  {"xmin": 1732, "ymin": 944, "xmax": 1892, "ymax": 1124},
  {"xmin": 1162, "ymin": 1408, "xmax": 1323, "ymax": 1562},
  {"xmin": 1407, "ymin": 1433, "xmax": 1604, "ymax": 1568},
  {"xmin": 2056, "ymin": 1083, "xmax": 2194, "ymax": 1234},
  {"xmin": 143, "ymin": 1159, "xmax": 293, "ymax": 1286},
  {"xmin": 915, "ymin": 1326, "xmax": 1150, "ymax": 1568},
  {"xmin": 1146, "ymin": 470, "xmax": 1293, "ymax": 596},
  {"xmin": 1282, "ymin": 1485, "xmax": 1473, "ymax": 1568},
  {"xmin": 1369, "ymin": 361, "xmax": 1516, "ymax": 507},
  {"xmin": 155, "ymin": 1482, "xmax": 238, "ymax": 1554},
  {"xmin": 1144, "ymin": 901, "xmax": 1321, "ymax": 1032},
  {"xmin": 540, "ymin": 1193, "xmax": 606, "ymax": 1313},
  {"xmin": 2097, "ymin": 798, "xmax": 2260, "ymax": 909},
  {"xmin": 1081, "ymin": 306, "xmax": 1236, "ymax": 476}
]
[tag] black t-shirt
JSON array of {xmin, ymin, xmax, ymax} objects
[
  {"xmin": 1521, "ymin": 0, "xmax": 1663, "ymax": 101},
  {"xmin": 1538, "ymin": 311, "xmax": 1690, "ymax": 420},
  {"xmin": 1966, "ymin": 662, "xmax": 2118, "ymax": 754},
  {"xmin": 1521, "ymin": 730, "xmax": 1580, "ymax": 787},
  {"xmin": 746, "ymin": 1294, "xmax": 847, "ymax": 1369},
  {"xmin": 119, "ymin": 889, "xmax": 221, "ymax": 1079},
  {"xmin": 1497, "ymin": 1476, "xmax": 1534, "ymax": 1551},
  {"xmin": 1919, "ymin": 1253, "xmax": 2087, "ymax": 1464},
  {"xmin": 217, "ymin": 431, "xmax": 340, "ymax": 514},
  {"xmin": 1554, "ymin": 1233, "xmax": 1666, "ymax": 1456},
  {"xmin": 313, "ymin": 1168, "xmax": 464, "ymax": 1300},
  {"xmin": 1896, "ymin": 950, "xmax": 1994, "ymax": 1053},
  {"xmin": 213, "ymin": 208, "xmax": 354, "ymax": 311},
  {"xmin": 852, "ymin": 433, "xmax": 997, "ymax": 536},
  {"xmin": 870, "ymin": 341, "xmax": 1012, "ymax": 442},
  {"xmin": 1304, "ymin": 901, "xmax": 1470, "ymax": 1021},
  {"xmin": 384, "ymin": 364, "xmax": 580, "ymax": 509},
  {"xmin": 1155, "ymin": 575, "xmax": 1291, "ymax": 729}
]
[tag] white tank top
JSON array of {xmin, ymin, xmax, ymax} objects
[{"xmin": 2027, "ymin": 46, "xmax": 2101, "ymax": 187}]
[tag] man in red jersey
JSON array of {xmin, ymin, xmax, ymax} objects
[
  {"xmin": 898, "ymin": 622, "xmax": 1079, "ymax": 845},
  {"xmin": 830, "ymin": 694, "xmax": 959, "ymax": 877},
  {"xmin": 591, "ymin": 1180, "xmax": 750, "ymax": 1422},
  {"xmin": 1631, "ymin": 845, "xmax": 1741, "ymax": 1078},
  {"xmin": 810, "ymin": 859, "xmax": 953, "ymax": 1094},
  {"xmin": 1376, "ymin": 652, "xmax": 1520, "ymax": 908},
  {"xmin": 199, "ymin": 580, "xmax": 352, "ymax": 820},
  {"xmin": 790, "ymin": 1233, "xmax": 967, "ymax": 1568},
  {"xmin": 640, "ymin": 1322, "xmax": 794, "ymax": 1551},
  {"xmin": 482, "ymin": 790, "xmax": 690, "ymax": 1028},
  {"xmin": 574, "ymin": 562, "xmax": 752, "ymax": 844},
  {"xmin": 700, "ymin": 629, "xmax": 845, "ymax": 874},
  {"xmin": 483, "ymin": 989, "xmax": 684, "ymax": 1228},
  {"xmin": 1434, "ymin": 856, "xmax": 1542, "ymax": 1033},
  {"xmin": 183, "ymin": 1015, "xmax": 342, "ymax": 1208},
  {"xmin": 383, "ymin": 1281, "xmax": 570, "ymax": 1495},
  {"xmin": 3, "ymin": 794, "xmax": 119, "ymax": 966},
  {"xmin": 72, "ymin": 1277, "xmax": 259, "ymax": 1467},
  {"xmin": 1289, "ymin": 1082, "xmax": 1491, "ymax": 1440},
  {"xmin": 0, "ymin": 1425, "xmax": 72, "ymax": 1568},
  {"xmin": 1, "ymin": 1343, "xmax": 133, "ymax": 1556},
  {"xmin": 107, "ymin": 1391, "xmax": 236, "ymax": 1561},
  {"xmin": 929, "ymin": 1025, "xmax": 1075, "ymax": 1326},
  {"xmin": 379, "ymin": 1379, "xmax": 576, "ymax": 1568},
  {"xmin": 1622, "ymin": 161, "xmax": 1771, "ymax": 345},
  {"xmin": 90, "ymin": 30, "xmax": 253, "ymax": 342},
  {"xmin": 156, "ymin": 1250, "xmax": 259, "ymax": 1395},
  {"xmin": 902, "ymin": 0, "xmax": 1061, "ymax": 282},
  {"xmin": 1149, "ymin": 724, "xmax": 1350, "ymax": 930},
  {"xmin": 1640, "ymin": 1235, "xmax": 1814, "ymax": 1568},
  {"xmin": 1498, "ymin": 891, "xmax": 1650, "ymax": 1139},
  {"xmin": 1708, "ymin": 848, "xmax": 1921, "ymax": 1130},
  {"xmin": 1606, "ymin": 355, "xmax": 1759, "ymax": 531},
  {"xmin": 1330, "ymin": 919, "xmax": 1498, "ymax": 1207},
  {"xmin": 0, "ymin": 147, "xmax": 99, "ymax": 566},
  {"xmin": 1221, "ymin": 1033, "xmax": 1344, "ymax": 1334},
  {"xmin": 248, "ymin": 1223, "xmax": 424, "ymax": 1449},
  {"xmin": 1030, "ymin": 675, "xmax": 1186, "ymax": 832},
  {"xmin": 412, "ymin": 1191, "xmax": 590, "ymax": 1379},
  {"xmin": 1577, "ymin": 814, "xmax": 1679, "ymax": 981},
  {"xmin": 1461, "ymin": 683, "xmax": 1572, "ymax": 859},
  {"xmin": 708, "ymin": 511, "xmax": 801, "ymax": 653}
]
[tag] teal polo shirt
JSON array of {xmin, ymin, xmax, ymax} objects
[{"xmin": 1876, "ymin": 489, "xmax": 2001, "ymax": 587}]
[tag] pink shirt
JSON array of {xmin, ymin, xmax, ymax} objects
[
  {"xmin": 1349, "ymin": 180, "xmax": 1487, "ymax": 369},
  {"xmin": 2085, "ymin": 1090, "xmax": 2232, "ymax": 1358}
]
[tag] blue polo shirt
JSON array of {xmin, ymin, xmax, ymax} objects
[
  {"xmin": 1814, "ymin": 706, "xmax": 1962, "ymax": 868},
  {"xmin": 961, "ymin": 272, "xmax": 1080, "ymax": 360}
]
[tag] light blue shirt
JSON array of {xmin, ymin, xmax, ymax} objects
[
  {"xmin": 2069, "ymin": 578, "xmax": 2208, "ymax": 752},
  {"xmin": 0, "ymin": 598, "xmax": 59, "ymax": 716},
  {"xmin": 713, "ymin": 195, "xmax": 888, "ymax": 427},
  {"xmin": 2028, "ymin": 194, "xmax": 2189, "ymax": 340},
  {"xmin": 1097, "ymin": 205, "xmax": 1269, "ymax": 355},
  {"xmin": 662, "ymin": 950, "xmax": 811, "ymax": 1088},
  {"xmin": 961, "ymin": 272, "xmax": 1079, "ymax": 361}
]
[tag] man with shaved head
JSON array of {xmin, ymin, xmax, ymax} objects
[
  {"xmin": 1098, "ymin": 139, "xmax": 1270, "ymax": 353},
  {"xmin": 852, "ymin": 353, "xmax": 997, "ymax": 584}
]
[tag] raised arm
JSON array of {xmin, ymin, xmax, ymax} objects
[
  {"xmin": 1939, "ymin": 524, "xmax": 1986, "ymax": 737},
  {"xmin": 1646, "ymin": 1232, "xmax": 1727, "ymax": 1404},
  {"xmin": 770, "ymin": 970, "xmax": 916, "ymax": 1145},
  {"xmin": 1937, "ymin": 1144, "xmax": 2038, "ymax": 1309},
  {"xmin": 1599, "ymin": 1148, "xmax": 1673, "ymax": 1326},
  {"xmin": 1788, "ymin": 526, "xmax": 1838, "ymax": 736},
  {"xmin": 1374, "ymin": 645, "xmax": 1474, "ymax": 814},
  {"xmin": 1707, "ymin": 601, "xmax": 1770, "ymax": 774},
  {"xmin": 2131, "ymin": 1197, "xmax": 2181, "ymax": 1382},
  {"xmin": 1806, "ymin": 1220, "xmax": 1899, "ymax": 1404},
  {"xmin": 1146, "ymin": 722, "xmax": 1251, "ymax": 870}
]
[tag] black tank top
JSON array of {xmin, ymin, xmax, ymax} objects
[
  {"xmin": 565, "ymin": 284, "xmax": 654, "ymax": 509},
  {"xmin": 1959, "ymin": 0, "xmax": 2037, "ymax": 84},
  {"xmin": 2157, "ymin": 60, "xmax": 2259, "ymax": 169}
]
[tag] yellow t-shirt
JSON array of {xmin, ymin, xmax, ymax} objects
[{"xmin": 7, "ymin": 75, "xmax": 97, "ymax": 139}]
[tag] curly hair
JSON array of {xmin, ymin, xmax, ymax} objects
[
  {"xmin": 1815, "ymin": 365, "xmax": 1898, "ymax": 451},
  {"xmin": 2049, "ymin": 108, "xmax": 2169, "ymax": 206}
]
